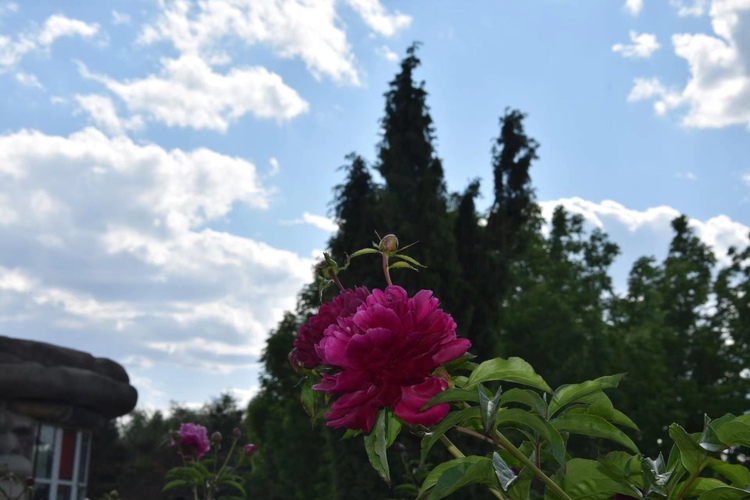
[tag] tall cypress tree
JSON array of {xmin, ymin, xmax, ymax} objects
[{"xmin": 376, "ymin": 43, "xmax": 458, "ymax": 303}]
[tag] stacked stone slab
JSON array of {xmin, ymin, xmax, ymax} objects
[{"xmin": 0, "ymin": 335, "xmax": 138, "ymax": 481}]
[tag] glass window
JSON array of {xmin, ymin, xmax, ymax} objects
[
  {"xmin": 33, "ymin": 425, "xmax": 56, "ymax": 480},
  {"xmin": 59, "ymin": 430, "xmax": 76, "ymax": 481},
  {"xmin": 31, "ymin": 426, "xmax": 92, "ymax": 500},
  {"xmin": 32, "ymin": 483, "xmax": 50, "ymax": 500}
]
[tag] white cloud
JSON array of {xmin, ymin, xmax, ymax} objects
[
  {"xmin": 624, "ymin": 0, "xmax": 644, "ymax": 15},
  {"xmin": 344, "ymin": 0, "xmax": 411, "ymax": 37},
  {"xmin": 628, "ymin": 1, "xmax": 750, "ymax": 129},
  {"xmin": 283, "ymin": 212, "xmax": 339, "ymax": 232},
  {"xmin": 111, "ymin": 10, "xmax": 131, "ymax": 25},
  {"xmin": 80, "ymin": 55, "xmax": 309, "ymax": 131},
  {"xmin": 268, "ymin": 157, "xmax": 280, "ymax": 176},
  {"xmin": 612, "ymin": 31, "xmax": 660, "ymax": 59},
  {"xmin": 540, "ymin": 197, "xmax": 750, "ymax": 267},
  {"xmin": 0, "ymin": 127, "xmax": 314, "ymax": 378},
  {"xmin": 378, "ymin": 45, "xmax": 399, "ymax": 62},
  {"xmin": 75, "ymin": 94, "xmax": 144, "ymax": 135},
  {"xmin": 15, "ymin": 71, "xmax": 42, "ymax": 89},
  {"xmin": 671, "ymin": 0, "xmax": 708, "ymax": 16},
  {"xmin": 676, "ymin": 171, "xmax": 698, "ymax": 181},
  {"xmin": 138, "ymin": 0, "xmax": 359, "ymax": 85},
  {"xmin": 0, "ymin": 14, "xmax": 98, "ymax": 69},
  {"xmin": 0, "ymin": 2, "xmax": 18, "ymax": 17}
]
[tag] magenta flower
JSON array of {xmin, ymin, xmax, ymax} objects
[
  {"xmin": 290, "ymin": 286, "xmax": 370, "ymax": 369},
  {"xmin": 173, "ymin": 423, "xmax": 211, "ymax": 459},
  {"xmin": 243, "ymin": 443, "xmax": 258, "ymax": 456},
  {"xmin": 314, "ymin": 286, "xmax": 470, "ymax": 432}
]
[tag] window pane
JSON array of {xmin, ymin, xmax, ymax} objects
[
  {"xmin": 56, "ymin": 484, "xmax": 72, "ymax": 500},
  {"xmin": 77, "ymin": 486, "xmax": 87, "ymax": 500},
  {"xmin": 33, "ymin": 425, "xmax": 56, "ymax": 479},
  {"xmin": 32, "ymin": 482, "xmax": 50, "ymax": 500},
  {"xmin": 77, "ymin": 432, "xmax": 90, "ymax": 484},
  {"xmin": 59, "ymin": 429, "xmax": 76, "ymax": 480}
]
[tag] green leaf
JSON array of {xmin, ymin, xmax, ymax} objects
[
  {"xmin": 676, "ymin": 478, "xmax": 732, "ymax": 496},
  {"xmin": 697, "ymin": 486, "xmax": 750, "ymax": 500},
  {"xmin": 420, "ymin": 407, "xmax": 481, "ymax": 463},
  {"xmin": 223, "ymin": 480, "xmax": 247, "ymax": 495},
  {"xmin": 707, "ymin": 458, "xmax": 750, "ymax": 487},
  {"xmin": 388, "ymin": 261, "xmax": 417, "ymax": 271},
  {"xmin": 716, "ymin": 422, "xmax": 750, "ymax": 449},
  {"xmin": 548, "ymin": 374, "xmax": 625, "ymax": 417},
  {"xmin": 500, "ymin": 388, "xmax": 548, "ymax": 418},
  {"xmin": 563, "ymin": 459, "xmax": 641, "ymax": 499},
  {"xmin": 423, "ymin": 388, "xmax": 479, "ymax": 408},
  {"xmin": 393, "ymin": 253, "xmax": 427, "ymax": 268},
  {"xmin": 495, "ymin": 408, "xmax": 566, "ymax": 467},
  {"xmin": 348, "ymin": 248, "xmax": 379, "ymax": 258},
  {"xmin": 642, "ymin": 453, "xmax": 671, "ymax": 496},
  {"xmin": 552, "ymin": 414, "xmax": 639, "ymax": 453},
  {"xmin": 300, "ymin": 375, "xmax": 318, "ymax": 419},
  {"xmin": 464, "ymin": 357, "xmax": 553, "ymax": 394},
  {"xmin": 342, "ymin": 428, "xmax": 362, "ymax": 439},
  {"xmin": 365, "ymin": 410, "xmax": 392, "ymax": 485},
  {"xmin": 417, "ymin": 456, "xmax": 495, "ymax": 500},
  {"xmin": 492, "ymin": 452, "xmax": 518, "ymax": 491},
  {"xmin": 385, "ymin": 410, "xmax": 402, "ymax": 447},
  {"xmin": 478, "ymin": 384, "xmax": 503, "ymax": 433},
  {"xmin": 702, "ymin": 415, "xmax": 728, "ymax": 453},
  {"xmin": 162, "ymin": 479, "xmax": 188, "ymax": 492},
  {"xmin": 669, "ymin": 423, "xmax": 707, "ymax": 474}
]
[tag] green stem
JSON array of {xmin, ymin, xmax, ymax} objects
[
  {"xmin": 439, "ymin": 434, "xmax": 508, "ymax": 500},
  {"xmin": 675, "ymin": 463, "xmax": 705, "ymax": 500},
  {"xmin": 491, "ymin": 430, "xmax": 571, "ymax": 500}
]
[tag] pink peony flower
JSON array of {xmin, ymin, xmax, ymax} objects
[
  {"xmin": 314, "ymin": 286, "xmax": 471, "ymax": 432},
  {"xmin": 290, "ymin": 287, "xmax": 370, "ymax": 369},
  {"xmin": 243, "ymin": 443, "xmax": 258, "ymax": 456},
  {"xmin": 173, "ymin": 423, "xmax": 211, "ymax": 459}
]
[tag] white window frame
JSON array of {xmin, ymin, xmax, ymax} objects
[{"xmin": 32, "ymin": 425, "xmax": 91, "ymax": 500}]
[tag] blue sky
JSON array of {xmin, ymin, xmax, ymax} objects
[{"xmin": 1, "ymin": 0, "xmax": 749, "ymax": 412}]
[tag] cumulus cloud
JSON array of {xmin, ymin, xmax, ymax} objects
[
  {"xmin": 111, "ymin": 10, "xmax": 131, "ymax": 25},
  {"xmin": 612, "ymin": 31, "xmax": 660, "ymax": 59},
  {"xmin": 79, "ymin": 55, "xmax": 309, "ymax": 131},
  {"xmin": 15, "ymin": 71, "xmax": 42, "ymax": 89},
  {"xmin": 378, "ymin": 45, "xmax": 399, "ymax": 62},
  {"xmin": 627, "ymin": 1, "xmax": 750, "ymax": 129},
  {"xmin": 283, "ymin": 212, "xmax": 339, "ymax": 232},
  {"xmin": 624, "ymin": 0, "xmax": 644, "ymax": 15},
  {"xmin": 0, "ymin": 14, "xmax": 99, "ymax": 69},
  {"xmin": 344, "ymin": 0, "xmax": 411, "ymax": 37},
  {"xmin": 539, "ymin": 197, "xmax": 750, "ymax": 266},
  {"xmin": 670, "ymin": 0, "xmax": 708, "ymax": 16},
  {"xmin": 0, "ymin": 127, "xmax": 314, "ymax": 384},
  {"xmin": 75, "ymin": 94, "xmax": 144, "ymax": 135}
]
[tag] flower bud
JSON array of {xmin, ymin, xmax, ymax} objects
[
  {"xmin": 379, "ymin": 234, "xmax": 399, "ymax": 253},
  {"xmin": 288, "ymin": 348, "xmax": 305, "ymax": 374},
  {"xmin": 233, "ymin": 427, "xmax": 242, "ymax": 438},
  {"xmin": 211, "ymin": 431, "xmax": 222, "ymax": 444},
  {"xmin": 243, "ymin": 443, "xmax": 257, "ymax": 456}
]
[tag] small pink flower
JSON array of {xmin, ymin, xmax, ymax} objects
[
  {"xmin": 243, "ymin": 443, "xmax": 257, "ymax": 456},
  {"xmin": 314, "ymin": 286, "xmax": 470, "ymax": 432},
  {"xmin": 173, "ymin": 423, "xmax": 211, "ymax": 459},
  {"xmin": 290, "ymin": 287, "xmax": 369, "ymax": 369}
]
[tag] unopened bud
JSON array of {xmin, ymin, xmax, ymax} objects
[
  {"xmin": 211, "ymin": 431, "xmax": 222, "ymax": 444},
  {"xmin": 233, "ymin": 427, "xmax": 242, "ymax": 438},
  {"xmin": 243, "ymin": 443, "xmax": 257, "ymax": 456},
  {"xmin": 379, "ymin": 234, "xmax": 399, "ymax": 253}
]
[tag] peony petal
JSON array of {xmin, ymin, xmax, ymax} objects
[
  {"xmin": 432, "ymin": 338, "xmax": 471, "ymax": 366},
  {"xmin": 393, "ymin": 378, "xmax": 451, "ymax": 426}
]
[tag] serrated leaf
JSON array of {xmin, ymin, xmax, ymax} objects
[
  {"xmin": 464, "ymin": 357, "xmax": 552, "ymax": 393},
  {"xmin": 548, "ymin": 374, "xmax": 625, "ymax": 417},
  {"xmin": 479, "ymin": 384, "xmax": 503, "ymax": 433},
  {"xmin": 669, "ymin": 423, "xmax": 706, "ymax": 474},
  {"xmin": 418, "ymin": 456, "xmax": 495, "ymax": 500},
  {"xmin": 500, "ymin": 388, "xmax": 548, "ymax": 418},
  {"xmin": 552, "ymin": 414, "xmax": 639, "ymax": 453},
  {"xmin": 421, "ymin": 407, "xmax": 481, "ymax": 463},
  {"xmin": 492, "ymin": 452, "xmax": 518, "ymax": 491}
]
